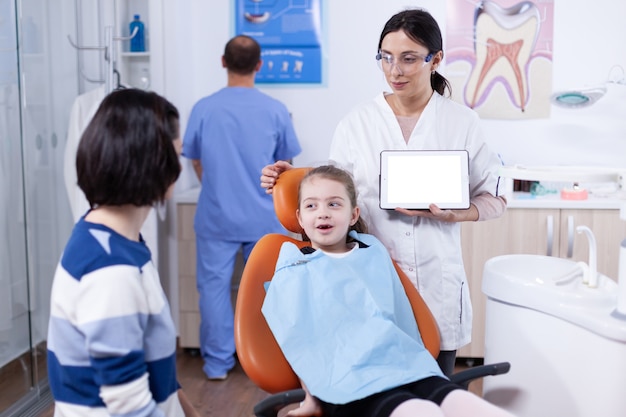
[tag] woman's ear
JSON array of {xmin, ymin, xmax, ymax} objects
[{"xmin": 431, "ymin": 50, "xmax": 444, "ymax": 72}]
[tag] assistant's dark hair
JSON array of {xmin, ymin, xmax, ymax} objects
[
  {"xmin": 298, "ymin": 165, "xmax": 368, "ymax": 239},
  {"xmin": 378, "ymin": 9, "xmax": 451, "ymax": 97},
  {"xmin": 223, "ymin": 35, "xmax": 261, "ymax": 75},
  {"xmin": 76, "ymin": 88, "xmax": 181, "ymax": 208}
]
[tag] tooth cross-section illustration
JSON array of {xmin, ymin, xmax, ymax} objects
[{"xmin": 466, "ymin": 1, "xmax": 540, "ymax": 112}]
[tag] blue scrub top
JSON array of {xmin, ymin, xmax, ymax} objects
[{"xmin": 183, "ymin": 87, "xmax": 301, "ymax": 240}]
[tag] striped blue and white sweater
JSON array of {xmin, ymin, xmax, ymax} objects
[{"xmin": 47, "ymin": 218, "xmax": 183, "ymax": 417}]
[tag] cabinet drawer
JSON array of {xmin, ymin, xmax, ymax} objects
[
  {"xmin": 177, "ymin": 204, "xmax": 196, "ymax": 241},
  {"xmin": 177, "ymin": 240, "xmax": 196, "ymax": 276},
  {"xmin": 179, "ymin": 275, "xmax": 199, "ymax": 312},
  {"xmin": 179, "ymin": 312, "xmax": 200, "ymax": 348}
]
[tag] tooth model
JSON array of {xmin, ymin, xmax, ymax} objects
[{"xmin": 466, "ymin": 1, "xmax": 540, "ymax": 112}]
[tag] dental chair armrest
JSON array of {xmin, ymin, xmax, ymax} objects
[
  {"xmin": 449, "ymin": 361, "xmax": 511, "ymax": 390},
  {"xmin": 253, "ymin": 389, "xmax": 306, "ymax": 417},
  {"xmin": 252, "ymin": 364, "xmax": 511, "ymax": 415}
]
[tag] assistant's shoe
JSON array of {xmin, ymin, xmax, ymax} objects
[{"xmin": 207, "ymin": 372, "xmax": 228, "ymax": 381}]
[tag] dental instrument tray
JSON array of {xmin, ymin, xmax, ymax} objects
[{"xmin": 379, "ymin": 150, "xmax": 470, "ymax": 210}]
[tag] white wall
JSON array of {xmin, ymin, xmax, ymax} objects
[
  {"xmin": 163, "ymin": 0, "xmax": 626, "ymax": 182},
  {"xmin": 482, "ymin": 0, "xmax": 626, "ymax": 168}
]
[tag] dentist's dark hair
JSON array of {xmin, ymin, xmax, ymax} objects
[{"xmin": 378, "ymin": 8, "xmax": 451, "ymax": 97}]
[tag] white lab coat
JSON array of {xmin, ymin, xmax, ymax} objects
[
  {"xmin": 330, "ymin": 92, "xmax": 503, "ymax": 350},
  {"xmin": 64, "ymin": 85, "xmax": 106, "ymax": 222}
]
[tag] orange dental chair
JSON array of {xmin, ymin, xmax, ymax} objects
[{"xmin": 234, "ymin": 168, "xmax": 510, "ymax": 417}]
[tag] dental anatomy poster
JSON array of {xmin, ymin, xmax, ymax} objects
[
  {"xmin": 446, "ymin": 0, "xmax": 554, "ymax": 119},
  {"xmin": 235, "ymin": 0, "xmax": 323, "ymax": 84}
]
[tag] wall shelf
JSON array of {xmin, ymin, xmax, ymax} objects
[{"xmin": 120, "ymin": 51, "xmax": 150, "ymax": 57}]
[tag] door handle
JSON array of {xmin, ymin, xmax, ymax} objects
[
  {"xmin": 567, "ymin": 215, "xmax": 574, "ymax": 258},
  {"xmin": 546, "ymin": 215, "xmax": 553, "ymax": 256}
]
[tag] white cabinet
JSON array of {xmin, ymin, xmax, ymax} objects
[{"xmin": 459, "ymin": 208, "xmax": 626, "ymax": 358}]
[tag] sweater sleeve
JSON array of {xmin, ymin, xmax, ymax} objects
[{"xmin": 472, "ymin": 193, "xmax": 507, "ymax": 221}]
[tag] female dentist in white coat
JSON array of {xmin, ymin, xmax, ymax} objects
[{"xmin": 261, "ymin": 8, "xmax": 507, "ymax": 377}]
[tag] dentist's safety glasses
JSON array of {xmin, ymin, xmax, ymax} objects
[{"xmin": 375, "ymin": 51, "xmax": 433, "ymax": 74}]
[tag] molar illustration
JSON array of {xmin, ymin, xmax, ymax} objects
[{"xmin": 466, "ymin": 1, "xmax": 540, "ymax": 112}]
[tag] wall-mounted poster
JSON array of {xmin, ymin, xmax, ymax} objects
[
  {"xmin": 235, "ymin": 0, "xmax": 323, "ymax": 84},
  {"xmin": 446, "ymin": 0, "xmax": 554, "ymax": 119}
]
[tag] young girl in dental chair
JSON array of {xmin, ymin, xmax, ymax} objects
[{"xmin": 261, "ymin": 165, "xmax": 515, "ymax": 417}]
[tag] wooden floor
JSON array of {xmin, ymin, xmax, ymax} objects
[
  {"xmin": 35, "ymin": 349, "xmax": 482, "ymax": 417},
  {"xmin": 35, "ymin": 349, "xmax": 269, "ymax": 417}
]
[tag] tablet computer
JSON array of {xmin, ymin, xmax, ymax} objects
[{"xmin": 379, "ymin": 150, "xmax": 470, "ymax": 210}]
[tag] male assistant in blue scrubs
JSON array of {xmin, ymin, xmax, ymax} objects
[{"xmin": 182, "ymin": 35, "xmax": 301, "ymax": 380}]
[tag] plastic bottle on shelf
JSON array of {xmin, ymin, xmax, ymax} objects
[{"xmin": 129, "ymin": 14, "xmax": 145, "ymax": 52}]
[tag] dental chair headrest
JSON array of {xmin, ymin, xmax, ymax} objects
[{"xmin": 272, "ymin": 168, "xmax": 311, "ymax": 235}]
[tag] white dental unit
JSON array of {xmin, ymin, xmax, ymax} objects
[{"xmin": 480, "ymin": 166, "xmax": 626, "ymax": 417}]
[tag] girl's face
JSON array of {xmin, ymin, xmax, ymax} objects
[
  {"xmin": 379, "ymin": 30, "xmax": 441, "ymax": 99},
  {"xmin": 297, "ymin": 177, "xmax": 360, "ymax": 253}
]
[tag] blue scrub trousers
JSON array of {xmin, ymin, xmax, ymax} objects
[{"xmin": 195, "ymin": 237, "xmax": 255, "ymax": 378}]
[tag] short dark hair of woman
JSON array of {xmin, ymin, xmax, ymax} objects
[
  {"xmin": 76, "ymin": 88, "xmax": 181, "ymax": 208},
  {"xmin": 378, "ymin": 8, "xmax": 451, "ymax": 96},
  {"xmin": 223, "ymin": 35, "xmax": 261, "ymax": 75}
]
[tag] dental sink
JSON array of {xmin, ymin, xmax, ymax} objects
[
  {"xmin": 483, "ymin": 254, "xmax": 619, "ymax": 319},
  {"xmin": 482, "ymin": 254, "xmax": 626, "ymax": 417}
]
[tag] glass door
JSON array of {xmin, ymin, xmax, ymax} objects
[
  {"xmin": 19, "ymin": 0, "xmax": 76, "ymax": 364},
  {"xmin": 0, "ymin": 0, "xmax": 34, "ymax": 412},
  {"xmin": 0, "ymin": 0, "xmax": 77, "ymax": 414}
]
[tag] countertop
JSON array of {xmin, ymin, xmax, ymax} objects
[
  {"xmin": 506, "ymin": 191, "xmax": 626, "ymax": 209},
  {"xmin": 174, "ymin": 187, "xmax": 626, "ymax": 210},
  {"xmin": 175, "ymin": 187, "xmax": 201, "ymax": 204}
]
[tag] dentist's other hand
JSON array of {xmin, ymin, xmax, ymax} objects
[
  {"xmin": 395, "ymin": 203, "xmax": 479, "ymax": 223},
  {"xmin": 261, "ymin": 160, "xmax": 293, "ymax": 194}
]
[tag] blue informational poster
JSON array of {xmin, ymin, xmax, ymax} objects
[{"xmin": 235, "ymin": 0, "xmax": 323, "ymax": 84}]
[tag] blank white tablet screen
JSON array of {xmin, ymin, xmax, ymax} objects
[{"xmin": 380, "ymin": 151, "xmax": 469, "ymax": 209}]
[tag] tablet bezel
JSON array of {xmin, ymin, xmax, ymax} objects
[{"xmin": 379, "ymin": 150, "xmax": 470, "ymax": 210}]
